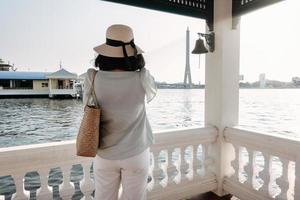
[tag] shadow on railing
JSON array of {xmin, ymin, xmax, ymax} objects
[{"xmin": 0, "ymin": 126, "xmax": 218, "ymax": 200}]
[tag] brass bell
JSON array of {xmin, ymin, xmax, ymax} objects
[{"xmin": 192, "ymin": 38, "xmax": 208, "ymax": 54}]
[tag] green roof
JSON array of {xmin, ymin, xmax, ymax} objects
[{"xmin": 46, "ymin": 68, "xmax": 77, "ymax": 79}]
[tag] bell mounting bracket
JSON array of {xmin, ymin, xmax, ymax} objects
[{"xmin": 198, "ymin": 32, "xmax": 215, "ymax": 53}]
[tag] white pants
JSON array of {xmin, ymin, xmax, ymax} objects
[{"xmin": 93, "ymin": 147, "xmax": 150, "ymax": 200}]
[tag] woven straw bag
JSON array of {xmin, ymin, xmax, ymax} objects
[{"xmin": 76, "ymin": 70, "xmax": 101, "ymax": 157}]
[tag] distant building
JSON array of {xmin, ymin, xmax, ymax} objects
[
  {"xmin": 0, "ymin": 68, "xmax": 79, "ymax": 98},
  {"xmin": 259, "ymin": 73, "xmax": 266, "ymax": 88},
  {"xmin": 292, "ymin": 77, "xmax": 300, "ymax": 86},
  {"xmin": 239, "ymin": 75, "xmax": 244, "ymax": 81},
  {"xmin": 0, "ymin": 60, "xmax": 14, "ymax": 71}
]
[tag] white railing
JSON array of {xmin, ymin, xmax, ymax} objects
[
  {"xmin": 0, "ymin": 89, "xmax": 49, "ymax": 95},
  {"xmin": 50, "ymin": 89, "xmax": 76, "ymax": 95},
  {"xmin": 147, "ymin": 127, "xmax": 217, "ymax": 200},
  {"xmin": 0, "ymin": 127, "xmax": 218, "ymax": 200},
  {"xmin": 224, "ymin": 127, "xmax": 300, "ymax": 200}
]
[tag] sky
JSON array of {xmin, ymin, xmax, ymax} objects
[{"xmin": 0, "ymin": 0, "xmax": 299, "ymax": 83}]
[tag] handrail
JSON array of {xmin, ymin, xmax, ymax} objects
[{"xmin": 224, "ymin": 126, "xmax": 300, "ymax": 160}]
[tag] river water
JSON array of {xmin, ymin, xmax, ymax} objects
[
  {"xmin": 1, "ymin": 89, "xmax": 300, "ymax": 148},
  {"xmin": 0, "ymin": 89, "xmax": 299, "ymax": 199}
]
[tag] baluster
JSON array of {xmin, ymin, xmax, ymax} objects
[
  {"xmin": 152, "ymin": 150, "xmax": 163, "ymax": 191},
  {"xmin": 275, "ymin": 158, "xmax": 289, "ymax": 200},
  {"xmin": 192, "ymin": 144, "xmax": 200, "ymax": 180},
  {"xmin": 295, "ymin": 156, "xmax": 300, "ymax": 199},
  {"xmin": 11, "ymin": 173, "xmax": 28, "ymax": 200},
  {"xmin": 258, "ymin": 153, "xmax": 271, "ymax": 197},
  {"xmin": 81, "ymin": 162, "xmax": 94, "ymax": 200},
  {"xmin": 203, "ymin": 143, "xmax": 214, "ymax": 178},
  {"xmin": 159, "ymin": 150, "xmax": 168, "ymax": 187},
  {"xmin": 252, "ymin": 151, "xmax": 260, "ymax": 189},
  {"xmin": 180, "ymin": 145, "xmax": 189, "ymax": 183},
  {"xmin": 36, "ymin": 168, "xmax": 52, "ymax": 200},
  {"xmin": 147, "ymin": 151, "xmax": 155, "ymax": 192},
  {"xmin": 230, "ymin": 144, "xmax": 240, "ymax": 182},
  {"xmin": 197, "ymin": 144, "xmax": 205, "ymax": 177},
  {"xmin": 244, "ymin": 148, "xmax": 254, "ymax": 189},
  {"xmin": 166, "ymin": 147, "xmax": 177, "ymax": 186},
  {"xmin": 60, "ymin": 165, "xmax": 75, "ymax": 200}
]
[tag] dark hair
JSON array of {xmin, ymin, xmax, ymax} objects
[{"xmin": 95, "ymin": 54, "xmax": 145, "ymax": 71}]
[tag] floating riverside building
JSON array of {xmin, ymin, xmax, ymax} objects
[{"xmin": 0, "ymin": 68, "xmax": 79, "ymax": 98}]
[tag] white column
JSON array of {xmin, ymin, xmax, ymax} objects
[
  {"xmin": 48, "ymin": 79, "xmax": 52, "ymax": 97},
  {"xmin": 204, "ymin": 0, "xmax": 241, "ymax": 196}
]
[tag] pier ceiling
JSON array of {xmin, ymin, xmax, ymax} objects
[
  {"xmin": 101, "ymin": 0, "xmax": 214, "ymax": 30},
  {"xmin": 101, "ymin": 0, "xmax": 286, "ymax": 31},
  {"xmin": 232, "ymin": 0, "xmax": 285, "ymax": 17}
]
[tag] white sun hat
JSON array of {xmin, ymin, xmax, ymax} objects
[{"xmin": 93, "ymin": 24, "xmax": 144, "ymax": 58}]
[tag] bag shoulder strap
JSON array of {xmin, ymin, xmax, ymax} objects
[{"xmin": 87, "ymin": 69, "xmax": 100, "ymax": 108}]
